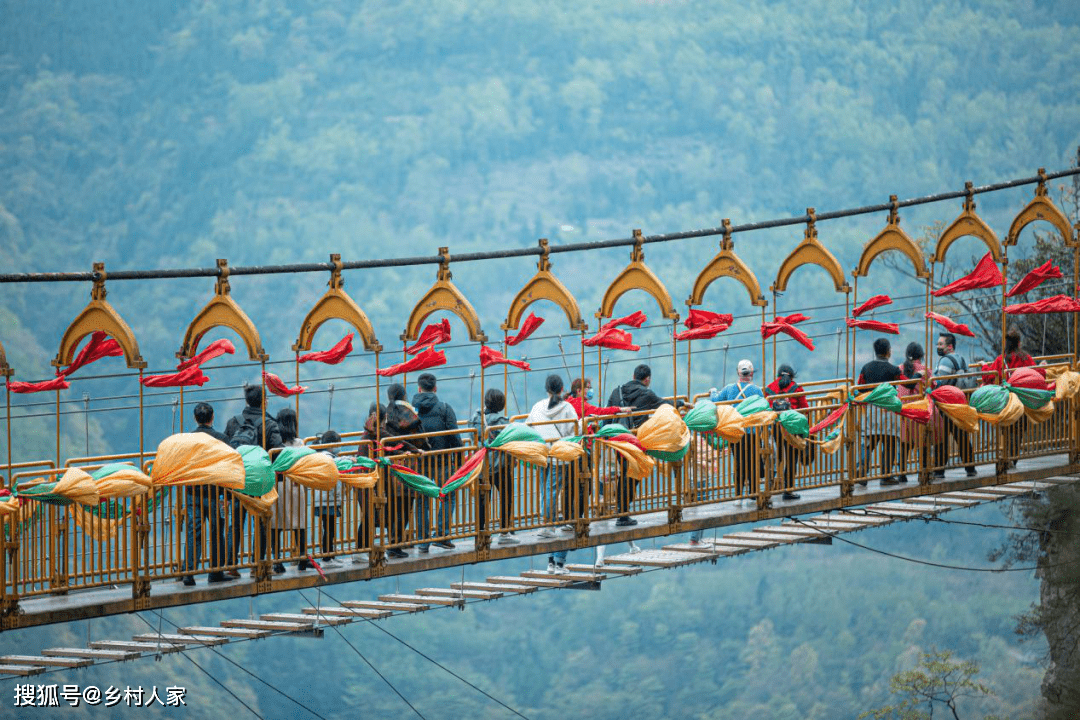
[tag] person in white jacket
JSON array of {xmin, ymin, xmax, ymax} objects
[{"xmin": 527, "ymin": 375, "xmax": 578, "ymax": 572}]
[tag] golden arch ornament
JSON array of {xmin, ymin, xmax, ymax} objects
[
  {"xmin": 772, "ymin": 209, "xmax": 851, "ymax": 293},
  {"xmin": 53, "ymin": 263, "xmax": 146, "ymax": 371},
  {"xmin": 688, "ymin": 219, "xmax": 766, "ymax": 307},
  {"xmin": 1006, "ymin": 169, "xmax": 1077, "ymax": 248},
  {"xmin": 597, "ymin": 230, "xmax": 679, "ymax": 321},
  {"xmin": 294, "ymin": 254, "xmax": 382, "ymax": 353},
  {"xmin": 402, "ymin": 247, "xmax": 487, "ymax": 343},
  {"xmin": 503, "ymin": 239, "xmax": 586, "ymax": 332},
  {"xmin": 932, "ymin": 183, "xmax": 1002, "ymax": 263},
  {"xmin": 177, "ymin": 259, "xmax": 268, "ymax": 362},
  {"xmin": 855, "ymin": 197, "xmax": 929, "ymax": 279},
  {"xmin": 0, "ymin": 338, "xmax": 13, "ymax": 378}
]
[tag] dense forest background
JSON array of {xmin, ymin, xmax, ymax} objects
[{"xmin": 2, "ymin": 1, "xmax": 1079, "ymax": 716}]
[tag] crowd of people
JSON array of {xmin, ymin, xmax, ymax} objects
[{"xmin": 179, "ymin": 328, "xmax": 1044, "ymax": 582}]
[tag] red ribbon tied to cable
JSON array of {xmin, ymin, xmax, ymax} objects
[
  {"xmin": 599, "ymin": 310, "xmax": 647, "ymax": 332},
  {"xmin": 845, "ymin": 318, "xmax": 899, "ymax": 334},
  {"xmin": 479, "ymin": 346, "xmax": 531, "ymax": 370},
  {"xmin": 674, "ymin": 309, "xmax": 733, "ymax": 341},
  {"xmin": 582, "ymin": 326, "xmax": 641, "ymax": 351},
  {"xmin": 1004, "ymin": 295, "xmax": 1080, "ymax": 315},
  {"xmin": 6, "ymin": 376, "xmax": 71, "ymax": 394},
  {"xmin": 59, "ymin": 331, "xmax": 124, "ymax": 377},
  {"xmin": 1005, "ymin": 260, "xmax": 1063, "ymax": 298},
  {"xmin": 405, "ymin": 320, "xmax": 451, "ymax": 355},
  {"xmin": 932, "ymin": 253, "xmax": 1003, "ymax": 297},
  {"xmin": 925, "ymin": 311, "xmax": 975, "ymax": 337},
  {"xmin": 140, "ymin": 365, "xmax": 210, "ymax": 388},
  {"xmin": 298, "ymin": 333, "xmax": 353, "ymax": 365},
  {"xmin": 177, "ymin": 338, "xmax": 236, "ymax": 370},
  {"xmin": 263, "ymin": 371, "xmax": 307, "ymax": 397},
  {"xmin": 376, "ymin": 347, "xmax": 447, "ymax": 377},
  {"xmin": 505, "ymin": 313, "xmax": 544, "ymax": 346},
  {"xmin": 761, "ymin": 313, "xmax": 815, "ymax": 351},
  {"xmin": 852, "ymin": 294, "xmax": 892, "ymax": 317}
]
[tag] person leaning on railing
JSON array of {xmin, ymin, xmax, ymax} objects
[
  {"xmin": 468, "ymin": 389, "xmax": 518, "ymax": 546},
  {"xmin": 709, "ymin": 359, "xmax": 764, "ymax": 500},
  {"xmin": 412, "ymin": 373, "xmax": 462, "ymax": 552},
  {"xmin": 565, "ymin": 377, "xmax": 633, "ymax": 533},
  {"xmin": 856, "ymin": 338, "xmax": 904, "ymax": 486},
  {"xmin": 982, "ymin": 327, "xmax": 1044, "ymax": 466},
  {"xmin": 529, "ymin": 375, "xmax": 577, "ymax": 564},
  {"xmin": 764, "ymin": 363, "xmax": 808, "ymax": 501},
  {"xmin": 385, "ymin": 385, "xmax": 430, "ymax": 559},
  {"xmin": 933, "ymin": 333, "xmax": 976, "ymax": 478},
  {"xmin": 182, "ymin": 402, "xmax": 233, "ymax": 586},
  {"xmin": 896, "ymin": 342, "xmax": 929, "ymax": 484}
]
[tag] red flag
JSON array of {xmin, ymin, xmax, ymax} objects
[
  {"xmin": 599, "ymin": 310, "xmax": 647, "ymax": 332},
  {"xmin": 926, "ymin": 312, "xmax": 975, "ymax": 338},
  {"xmin": 761, "ymin": 314, "xmax": 814, "ymax": 351},
  {"xmin": 479, "ymin": 346, "xmax": 530, "ymax": 370},
  {"xmin": 582, "ymin": 326, "xmax": 641, "ymax": 351},
  {"xmin": 506, "ymin": 313, "xmax": 545, "ymax": 346},
  {"xmin": 140, "ymin": 366, "xmax": 210, "ymax": 388},
  {"xmin": 674, "ymin": 322, "xmax": 731, "ymax": 341},
  {"xmin": 809, "ymin": 403, "xmax": 848, "ymax": 434},
  {"xmin": 405, "ymin": 320, "xmax": 451, "ymax": 355},
  {"xmin": 685, "ymin": 309, "xmax": 733, "ymax": 329},
  {"xmin": 177, "ymin": 338, "xmax": 236, "ymax": 370},
  {"xmin": 376, "ymin": 347, "xmax": 447, "ymax": 377},
  {"xmin": 1004, "ymin": 295, "xmax": 1080, "ymax": 315},
  {"xmin": 852, "ymin": 294, "xmax": 892, "ymax": 317},
  {"xmin": 845, "ymin": 318, "xmax": 899, "ymax": 334},
  {"xmin": 263, "ymin": 371, "xmax": 307, "ymax": 397},
  {"xmin": 298, "ymin": 333, "xmax": 354, "ymax": 365},
  {"xmin": 7, "ymin": 377, "xmax": 71, "ymax": 394},
  {"xmin": 1005, "ymin": 260, "xmax": 1063, "ymax": 297},
  {"xmin": 58, "ymin": 331, "xmax": 123, "ymax": 377},
  {"xmin": 932, "ymin": 253, "xmax": 1003, "ymax": 297}
]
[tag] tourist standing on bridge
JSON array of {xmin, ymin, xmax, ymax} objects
[
  {"xmin": 313, "ymin": 430, "xmax": 343, "ymax": 566},
  {"xmin": 470, "ymin": 389, "xmax": 519, "ymax": 546},
  {"xmin": 709, "ymin": 359, "xmax": 764, "ymax": 502},
  {"xmin": 933, "ymin": 333, "xmax": 977, "ymax": 478},
  {"xmin": 225, "ymin": 383, "xmax": 283, "ymax": 576},
  {"xmin": 182, "ymin": 402, "xmax": 233, "ymax": 586},
  {"xmin": 386, "ymin": 384, "xmax": 428, "ymax": 558},
  {"xmin": 982, "ymin": 327, "xmax": 1043, "ymax": 465},
  {"xmin": 565, "ymin": 378, "xmax": 633, "ymax": 531},
  {"xmin": 764, "ymin": 363, "xmax": 807, "ymax": 501},
  {"xmin": 895, "ymin": 342, "xmax": 929, "ymax": 484},
  {"xmin": 608, "ymin": 364, "xmax": 676, "ymax": 526},
  {"xmin": 529, "ymin": 374, "xmax": 577, "ymax": 572},
  {"xmin": 273, "ymin": 408, "xmax": 311, "ymax": 574},
  {"xmin": 857, "ymin": 338, "xmax": 903, "ymax": 485},
  {"xmin": 413, "ymin": 373, "xmax": 463, "ymax": 552}
]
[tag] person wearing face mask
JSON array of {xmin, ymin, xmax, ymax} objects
[
  {"xmin": 567, "ymin": 378, "xmax": 633, "ymax": 420},
  {"xmin": 932, "ymin": 333, "xmax": 977, "ymax": 478},
  {"xmin": 764, "ymin": 364, "xmax": 808, "ymax": 501}
]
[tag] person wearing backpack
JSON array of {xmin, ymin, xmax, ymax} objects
[
  {"xmin": 313, "ymin": 430, "xmax": 343, "ymax": 566},
  {"xmin": 933, "ymin": 333, "xmax": 977, "ymax": 478},
  {"xmin": 412, "ymin": 373, "xmax": 463, "ymax": 552},
  {"xmin": 469, "ymin": 389, "xmax": 518, "ymax": 546},
  {"xmin": 711, "ymin": 359, "xmax": 765, "ymax": 496},
  {"xmin": 385, "ymin": 384, "xmax": 428, "ymax": 558},
  {"xmin": 181, "ymin": 402, "xmax": 234, "ymax": 586},
  {"xmin": 224, "ymin": 384, "xmax": 283, "ymax": 575},
  {"xmin": 856, "ymin": 338, "xmax": 904, "ymax": 486}
]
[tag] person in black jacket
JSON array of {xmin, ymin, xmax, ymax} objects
[
  {"xmin": 605, "ymin": 364, "xmax": 675, "ymax": 526},
  {"xmin": 412, "ymin": 373, "xmax": 463, "ymax": 551},
  {"xmin": 384, "ymin": 384, "xmax": 428, "ymax": 558},
  {"xmin": 856, "ymin": 338, "xmax": 904, "ymax": 486},
  {"xmin": 183, "ymin": 402, "xmax": 233, "ymax": 586}
]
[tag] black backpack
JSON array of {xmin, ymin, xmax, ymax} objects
[{"xmin": 228, "ymin": 414, "xmax": 264, "ymax": 450}]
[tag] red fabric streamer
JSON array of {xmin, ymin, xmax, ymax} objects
[
  {"xmin": 262, "ymin": 371, "xmax": 307, "ymax": 397},
  {"xmin": 1004, "ymin": 295, "xmax": 1080, "ymax": 315},
  {"xmin": 674, "ymin": 322, "xmax": 731, "ymax": 341},
  {"xmin": 582, "ymin": 326, "xmax": 641, "ymax": 351},
  {"xmin": 479, "ymin": 346, "xmax": 531, "ymax": 371},
  {"xmin": 59, "ymin": 331, "xmax": 123, "ymax": 377},
  {"xmin": 405, "ymin": 320, "xmax": 451, "ymax": 355},
  {"xmin": 599, "ymin": 311, "xmax": 647, "ymax": 332},
  {"xmin": 930, "ymin": 385, "xmax": 967, "ymax": 405},
  {"xmin": 925, "ymin": 312, "xmax": 975, "ymax": 338},
  {"xmin": 852, "ymin": 295, "xmax": 893, "ymax": 317},
  {"xmin": 809, "ymin": 403, "xmax": 848, "ymax": 435},
  {"xmin": 898, "ymin": 405, "xmax": 931, "ymax": 424},
  {"xmin": 505, "ymin": 313, "xmax": 545, "ymax": 346},
  {"xmin": 298, "ymin": 333, "xmax": 354, "ymax": 365},
  {"xmin": 177, "ymin": 338, "xmax": 236, "ymax": 370},
  {"xmin": 376, "ymin": 347, "xmax": 447, "ymax": 377},
  {"xmin": 761, "ymin": 314, "xmax": 815, "ymax": 351},
  {"xmin": 685, "ymin": 309, "xmax": 733, "ymax": 329},
  {"xmin": 932, "ymin": 252, "xmax": 1003, "ymax": 297},
  {"xmin": 845, "ymin": 318, "xmax": 899, "ymax": 334},
  {"xmin": 7, "ymin": 377, "xmax": 71, "ymax": 394},
  {"xmin": 1005, "ymin": 260, "xmax": 1063, "ymax": 298},
  {"xmin": 139, "ymin": 366, "xmax": 210, "ymax": 388}
]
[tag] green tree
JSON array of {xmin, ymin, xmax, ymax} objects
[{"xmin": 859, "ymin": 650, "xmax": 999, "ymax": 720}]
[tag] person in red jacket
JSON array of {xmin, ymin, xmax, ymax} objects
[
  {"xmin": 764, "ymin": 364, "xmax": 808, "ymax": 500},
  {"xmin": 764, "ymin": 364, "xmax": 808, "ymax": 410},
  {"xmin": 981, "ymin": 327, "xmax": 1042, "ymax": 385},
  {"xmin": 566, "ymin": 378, "xmax": 632, "ymax": 419}
]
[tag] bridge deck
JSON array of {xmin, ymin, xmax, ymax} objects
[{"xmin": 11, "ymin": 452, "xmax": 1074, "ymax": 630}]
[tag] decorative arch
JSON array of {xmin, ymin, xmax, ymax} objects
[
  {"xmin": 688, "ymin": 220, "xmax": 767, "ymax": 307},
  {"xmin": 402, "ymin": 247, "xmax": 487, "ymax": 342},
  {"xmin": 53, "ymin": 263, "xmax": 146, "ymax": 370},
  {"xmin": 597, "ymin": 230, "xmax": 680, "ymax": 320},
  {"xmin": 1006, "ymin": 170, "xmax": 1076, "ymax": 248},
  {"xmin": 177, "ymin": 260, "xmax": 268, "ymax": 362},
  {"xmin": 294, "ymin": 255, "xmax": 382, "ymax": 352},
  {"xmin": 855, "ymin": 200, "xmax": 929, "ymax": 278},
  {"xmin": 0, "ymin": 338, "xmax": 13, "ymax": 378},
  {"xmin": 503, "ymin": 239, "xmax": 586, "ymax": 331},
  {"xmin": 772, "ymin": 210, "xmax": 851, "ymax": 293},
  {"xmin": 932, "ymin": 184, "xmax": 1002, "ymax": 263}
]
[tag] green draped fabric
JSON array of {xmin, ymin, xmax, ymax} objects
[
  {"xmin": 970, "ymin": 384, "xmax": 1010, "ymax": 415},
  {"xmin": 236, "ymin": 445, "xmax": 275, "ymax": 497}
]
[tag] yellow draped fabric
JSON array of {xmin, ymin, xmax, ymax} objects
[
  {"xmin": 1025, "ymin": 399, "xmax": 1055, "ymax": 424},
  {"xmin": 636, "ymin": 405, "xmax": 691, "ymax": 456},
  {"xmin": 69, "ymin": 505, "xmax": 130, "ymax": 542},
  {"xmin": 339, "ymin": 468, "xmax": 379, "ymax": 490},
  {"xmin": 1053, "ymin": 371, "xmax": 1080, "ymax": 401},
  {"xmin": 779, "ymin": 426, "xmax": 807, "ymax": 451},
  {"xmin": 281, "ymin": 453, "xmax": 339, "ymax": 492},
  {"xmin": 600, "ymin": 439, "xmax": 656, "ymax": 481},
  {"xmin": 232, "ymin": 486, "xmax": 279, "ymax": 515},
  {"xmin": 497, "ymin": 441, "xmax": 550, "ymax": 467},
  {"xmin": 976, "ymin": 392, "xmax": 1025, "ymax": 427},
  {"xmin": 548, "ymin": 440, "xmax": 586, "ymax": 463},
  {"xmin": 935, "ymin": 401, "xmax": 980, "ymax": 434},
  {"xmin": 59, "ymin": 465, "xmax": 151, "ymax": 501},
  {"xmin": 151, "ymin": 433, "xmax": 245, "ymax": 489}
]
